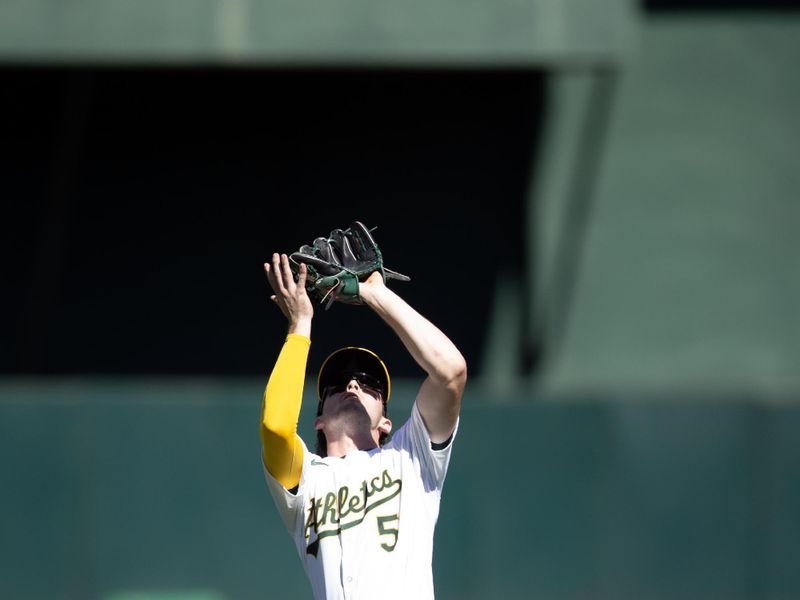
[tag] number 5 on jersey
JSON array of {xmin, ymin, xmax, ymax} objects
[{"xmin": 376, "ymin": 514, "xmax": 399, "ymax": 551}]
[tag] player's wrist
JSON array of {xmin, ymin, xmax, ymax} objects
[
  {"xmin": 287, "ymin": 316, "xmax": 312, "ymax": 338},
  {"xmin": 359, "ymin": 272, "xmax": 387, "ymax": 303}
]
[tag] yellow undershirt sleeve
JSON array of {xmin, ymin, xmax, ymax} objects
[{"xmin": 260, "ymin": 333, "xmax": 310, "ymax": 490}]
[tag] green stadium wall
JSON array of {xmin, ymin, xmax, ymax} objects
[{"xmin": 1, "ymin": 379, "xmax": 798, "ymax": 600}]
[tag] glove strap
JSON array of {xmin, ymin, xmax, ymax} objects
[
  {"xmin": 383, "ymin": 267, "xmax": 411, "ymax": 282},
  {"xmin": 315, "ymin": 275, "xmax": 363, "ymax": 310}
]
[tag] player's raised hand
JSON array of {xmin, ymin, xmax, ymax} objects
[{"xmin": 264, "ymin": 253, "xmax": 314, "ymax": 328}]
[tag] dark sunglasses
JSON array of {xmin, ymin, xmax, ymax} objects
[{"xmin": 322, "ymin": 371, "xmax": 384, "ymax": 398}]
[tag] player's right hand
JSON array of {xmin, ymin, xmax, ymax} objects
[{"xmin": 264, "ymin": 253, "xmax": 314, "ymax": 326}]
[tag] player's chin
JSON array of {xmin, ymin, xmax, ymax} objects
[{"xmin": 327, "ymin": 395, "xmax": 366, "ymax": 416}]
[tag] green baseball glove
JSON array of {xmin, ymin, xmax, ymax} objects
[{"xmin": 289, "ymin": 221, "xmax": 410, "ymax": 308}]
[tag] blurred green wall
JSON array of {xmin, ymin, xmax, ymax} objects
[
  {"xmin": 0, "ymin": 0, "xmax": 633, "ymax": 66},
  {"xmin": 545, "ymin": 16, "xmax": 800, "ymax": 392},
  {"xmin": 2, "ymin": 379, "xmax": 799, "ymax": 600}
]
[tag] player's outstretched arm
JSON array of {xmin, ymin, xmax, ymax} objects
[
  {"xmin": 261, "ymin": 254, "xmax": 314, "ymax": 490},
  {"xmin": 359, "ymin": 272, "xmax": 467, "ymax": 444}
]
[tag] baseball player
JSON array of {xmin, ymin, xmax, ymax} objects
[{"xmin": 260, "ymin": 224, "xmax": 467, "ymax": 600}]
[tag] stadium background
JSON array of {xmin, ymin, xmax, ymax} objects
[{"xmin": 1, "ymin": 1, "xmax": 799, "ymax": 598}]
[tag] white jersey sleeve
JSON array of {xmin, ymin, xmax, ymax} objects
[{"xmin": 385, "ymin": 401, "xmax": 458, "ymax": 493}]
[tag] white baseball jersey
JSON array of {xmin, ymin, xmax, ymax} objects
[{"xmin": 263, "ymin": 402, "xmax": 458, "ymax": 600}]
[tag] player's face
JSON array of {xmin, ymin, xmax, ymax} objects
[
  {"xmin": 318, "ymin": 373, "xmax": 391, "ymax": 440},
  {"xmin": 321, "ymin": 376, "xmax": 385, "ymax": 425}
]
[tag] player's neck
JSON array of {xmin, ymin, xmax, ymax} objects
[{"xmin": 325, "ymin": 430, "xmax": 379, "ymax": 458}]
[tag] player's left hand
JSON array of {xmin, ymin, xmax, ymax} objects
[
  {"xmin": 288, "ymin": 221, "xmax": 410, "ymax": 309},
  {"xmin": 356, "ymin": 270, "xmax": 387, "ymax": 304}
]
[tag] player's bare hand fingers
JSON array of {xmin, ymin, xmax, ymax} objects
[
  {"xmin": 280, "ymin": 254, "xmax": 296, "ymax": 291},
  {"xmin": 296, "ymin": 262, "xmax": 308, "ymax": 290},
  {"xmin": 271, "ymin": 253, "xmax": 288, "ymax": 294},
  {"xmin": 264, "ymin": 262, "xmax": 277, "ymax": 285},
  {"xmin": 265, "ymin": 261, "xmax": 280, "ymax": 296},
  {"xmin": 264, "ymin": 262, "xmax": 279, "ymax": 293}
]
